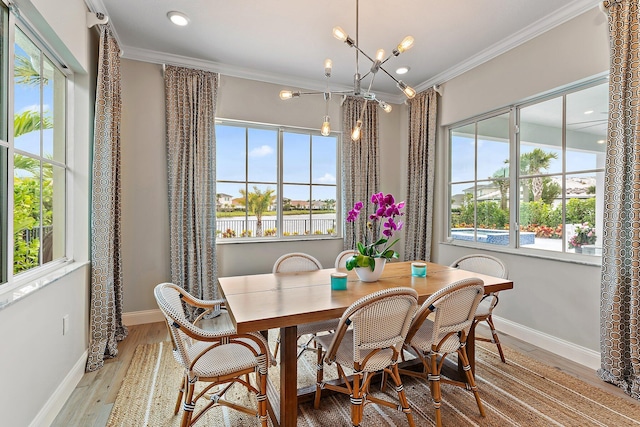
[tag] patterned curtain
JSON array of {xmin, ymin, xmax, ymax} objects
[
  {"xmin": 342, "ymin": 96, "xmax": 380, "ymax": 249},
  {"xmin": 404, "ymin": 89, "xmax": 438, "ymax": 261},
  {"xmin": 164, "ymin": 66, "xmax": 219, "ymax": 320},
  {"xmin": 598, "ymin": 0, "xmax": 640, "ymax": 399},
  {"xmin": 86, "ymin": 27, "xmax": 127, "ymax": 372}
]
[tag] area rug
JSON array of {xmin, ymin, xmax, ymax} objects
[{"xmin": 108, "ymin": 337, "xmax": 640, "ymax": 426}]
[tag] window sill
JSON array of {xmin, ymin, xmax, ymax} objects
[
  {"xmin": 0, "ymin": 260, "xmax": 90, "ymax": 311},
  {"xmin": 440, "ymin": 240, "xmax": 602, "ymax": 267}
]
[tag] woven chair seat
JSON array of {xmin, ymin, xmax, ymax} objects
[
  {"xmin": 475, "ymin": 296, "xmax": 494, "ymax": 317},
  {"xmin": 298, "ymin": 319, "xmax": 341, "ymax": 336},
  {"xmin": 316, "ymin": 330, "xmax": 400, "ymax": 372},
  {"xmin": 183, "ymin": 340, "xmax": 264, "ymax": 377}
]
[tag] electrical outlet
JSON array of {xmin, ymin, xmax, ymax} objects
[{"xmin": 62, "ymin": 315, "xmax": 69, "ymax": 335}]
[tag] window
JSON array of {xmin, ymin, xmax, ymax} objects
[
  {"xmin": 1, "ymin": 3, "xmax": 68, "ymax": 285},
  {"xmin": 215, "ymin": 120, "xmax": 340, "ymax": 240},
  {"xmin": 448, "ymin": 79, "xmax": 607, "ymax": 258}
]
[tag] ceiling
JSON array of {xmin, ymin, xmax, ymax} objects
[{"xmin": 93, "ymin": 0, "xmax": 601, "ymax": 103}]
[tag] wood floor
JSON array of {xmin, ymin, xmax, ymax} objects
[{"xmin": 51, "ymin": 322, "xmax": 640, "ymax": 426}]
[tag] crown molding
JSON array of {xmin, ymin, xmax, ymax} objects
[
  {"xmin": 122, "ymin": 45, "xmax": 359, "ymax": 93},
  {"xmin": 414, "ymin": 0, "xmax": 601, "ymax": 94}
]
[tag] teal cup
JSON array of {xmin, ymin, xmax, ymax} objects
[
  {"xmin": 411, "ymin": 262, "xmax": 427, "ymax": 277},
  {"xmin": 331, "ymin": 272, "xmax": 348, "ymax": 290}
]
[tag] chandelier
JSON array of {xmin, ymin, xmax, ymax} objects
[{"xmin": 279, "ymin": 0, "xmax": 416, "ymax": 141}]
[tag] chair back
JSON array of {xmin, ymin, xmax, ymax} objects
[
  {"xmin": 407, "ymin": 278, "xmax": 484, "ymax": 351},
  {"xmin": 328, "ymin": 287, "xmax": 418, "ymax": 365},
  {"xmin": 450, "ymin": 254, "xmax": 508, "ymax": 279},
  {"xmin": 154, "ymin": 283, "xmax": 195, "ymax": 366},
  {"xmin": 334, "ymin": 249, "xmax": 355, "ymax": 269},
  {"xmin": 273, "ymin": 252, "xmax": 323, "ymax": 273}
]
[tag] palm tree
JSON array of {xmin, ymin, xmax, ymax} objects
[
  {"xmin": 490, "ymin": 165, "xmax": 509, "ymax": 210},
  {"xmin": 14, "ymin": 54, "xmax": 48, "ymax": 86},
  {"xmin": 521, "ymin": 148, "xmax": 558, "ymax": 202},
  {"xmin": 238, "ymin": 186, "xmax": 275, "ymax": 237},
  {"xmin": 13, "ymin": 110, "xmax": 53, "ymax": 177}
]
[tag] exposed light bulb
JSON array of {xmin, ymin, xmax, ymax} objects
[
  {"xmin": 397, "ymin": 81, "xmax": 416, "ymax": 99},
  {"xmin": 379, "ymin": 101, "xmax": 392, "ymax": 113},
  {"xmin": 351, "ymin": 120, "xmax": 363, "ymax": 141},
  {"xmin": 332, "ymin": 26, "xmax": 348, "ymax": 42},
  {"xmin": 279, "ymin": 90, "xmax": 294, "ymax": 100},
  {"xmin": 321, "ymin": 116, "xmax": 331, "ymax": 136},
  {"xmin": 396, "ymin": 36, "xmax": 414, "ymax": 54},
  {"xmin": 324, "ymin": 58, "xmax": 333, "ymax": 77},
  {"xmin": 375, "ymin": 49, "xmax": 385, "ymax": 61}
]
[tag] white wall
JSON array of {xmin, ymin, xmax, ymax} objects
[
  {"xmin": 0, "ymin": 0, "xmax": 94, "ymax": 426},
  {"xmin": 433, "ymin": 7, "xmax": 609, "ymax": 356}
]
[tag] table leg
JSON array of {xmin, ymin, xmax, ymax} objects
[{"xmin": 280, "ymin": 325, "xmax": 298, "ymax": 427}]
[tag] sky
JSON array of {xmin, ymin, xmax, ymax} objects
[
  {"xmin": 216, "ymin": 124, "xmax": 337, "ymax": 202},
  {"xmin": 13, "ymin": 35, "xmax": 56, "ymax": 159},
  {"xmin": 450, "ymin": 135, "xmax": 601, "ymax": 185}
]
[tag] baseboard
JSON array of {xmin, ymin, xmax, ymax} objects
[
  {"xmin": 122, "ymin": 308, "xmax": 164, "ymax": 326},
  {"xmin": 491, "ymin": 315, "xmax": 601, "ymax": 370},
  {"xmin": 30, "ymin": 350, "xmax": 88, "ymax": 427}
]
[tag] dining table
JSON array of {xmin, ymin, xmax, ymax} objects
[{"xmin": 218, "ymin": 260, "xmax": 514, "ymax": 427}]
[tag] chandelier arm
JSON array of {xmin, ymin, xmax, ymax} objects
[
  {"xmin": 351, "ymin": 44, "xmax": 377, "ymax": 66},
  {"xmin": 377, "ymin": 65, "xmax": 401, "ymax": 84}
]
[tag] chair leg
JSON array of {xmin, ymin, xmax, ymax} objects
[
  {"xmin": 428, "ymin": 352, "xmax": 443, "ymax": 427},
  {"xmin": 390, "ymin": 364, "xmax": 415, "ymax": 427},
  {"xmin": 458, "ymin": 347, "xmax": 485, "ymax": 417},
  {"xmin": 181, "ymin": 377, "xmax": 196, "ymax": 427},
  {"xmin": 485, "ymin": 315, "xmax": 506, "ymax": 363},
  {"xmin": 174, "ymin": 375, "xmax": 186, "ymax": 415},
  {"xmin": 314, "ymin": 344, "xmax": 324, "ymax": 409},
  {"xmin": 273, "ymin": 330, "xmax": 281, "ymax": 359},
  {"xmin": 257, "ymin": 366, "xmax": 269, "ymax": 427},
  {"xmin": 351, "ymin": 373, "xmax": 364, "ymax": 427}
]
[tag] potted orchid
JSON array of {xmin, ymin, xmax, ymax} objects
[{"xmin": 345, "ymin": 192, "xmax": 405, "ymax": 280}]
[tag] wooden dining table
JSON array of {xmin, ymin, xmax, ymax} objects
[{"xmin": 218, "ymin": 260, "xmax": 513, "ymax": 427}]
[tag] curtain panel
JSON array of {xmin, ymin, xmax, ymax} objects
[
  {"xmin": 342, "ymin": 97, "xmax": 380, "ymax": 250},
  {"xmin": 86, "ymin": 27, "xmax": 127, "ymax": 372},
  {"xmin": 598, "ymin": 0, "xmax": 640, "ymax": 399},
  {"xmin": 164, "ymin": 66, "xmax": 219, "ymax": 320},
  {"xmin": 404, "ymin": 89, "xmax": 438, "ymax": 261}
]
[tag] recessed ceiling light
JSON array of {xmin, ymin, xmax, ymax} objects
[
  {"xmin": 584, "ymin": 110, "xmax": 594, "ymax": 114},
  {"xmin": 597, "ymin": 139, "xmax": 606, "ymax": 144},
  {"xmin": 395, "ymin": 66, "xmax": 410, "ymax": 75},
  {"xmin": 167, "ymin": 11, "xmax": 190, "ymax": 26}
]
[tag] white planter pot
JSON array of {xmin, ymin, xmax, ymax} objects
[{"xmin": 355, "ymin": 258, "xmax": 387, "ymax": 282}]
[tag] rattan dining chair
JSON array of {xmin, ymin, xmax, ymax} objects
[
  {"xmin": 154, "ymin": 283, "xmax": 271, "ymax": 427},
  {"xmin": 334, "ymin": 249, "xmax": 355, "ymax": 270},
  {"xmin": 271, "ymin": 252, "xmax": 340, "ymax": 360},
  {"xmin": 314, "ymin": 287, "xmax": 419, "ymax": 427},
  {"xmin": 450, "ymin": 254, "xmax": 508, "ymax": 362},
  {"xmin": 400, "ymin": 278, "xmax": 485, "ymax": 427}
]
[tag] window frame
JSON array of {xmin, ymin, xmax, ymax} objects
[
  {"xmin": 445, "ymin": 76, "xmax": 608, "ymax": 263},
  {"xmin": 1, "ymin": 3, "xmax": 71, "ymax": 289},
  {"xmin": 215, "ymin": 118, "xmax": 342, "ymax": 243}
]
